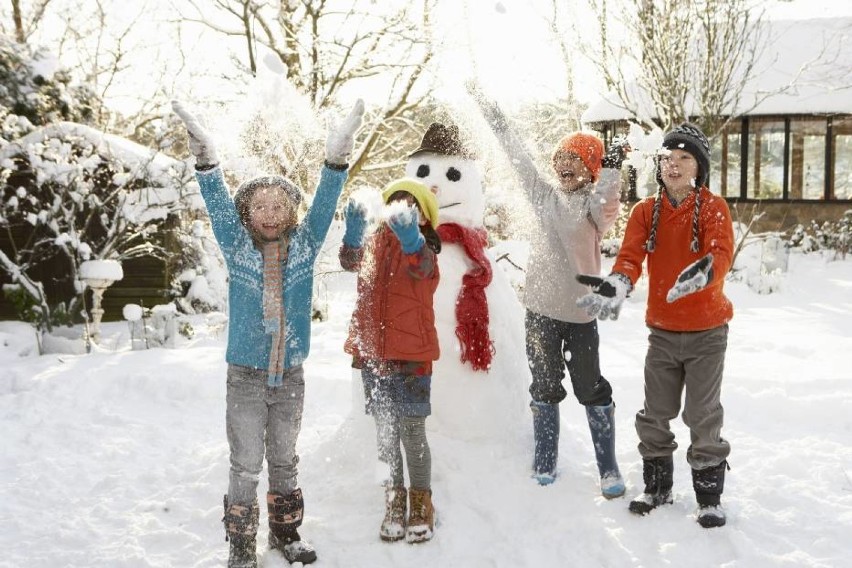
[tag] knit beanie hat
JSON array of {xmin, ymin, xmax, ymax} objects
[
  {"xmin": 555, "ymin": 133, "xmax": 605, "ymax": 182},
  {"xmin": 234, "ymin": 175, "xmax": 303, "ymax": 228},
  {"xmin": 381, "ymin": 178, "xmax": 439, "ymax": 227},
  {"xmin": 656, "ymin": 122, "xmax": 711, "ymax": 189}
]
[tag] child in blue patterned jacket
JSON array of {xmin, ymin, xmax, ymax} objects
[{"xmin": 173, "ymin": 99, "xmax": 364, "ymax": 568}]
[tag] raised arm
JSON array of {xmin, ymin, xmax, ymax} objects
[
  {"xmin": 172, "ymin": 100, "xmax": 241, "ymax": 251},
  {"xmin": 588, "ymin": 139, "xmax": 630, "ymax": 235},
  {"xmin": 466, "ymin": 82, "xmax": 549, "ymax": 203},
  {"xmin": 301, "ymin": 99, "xmax": 365, "ymax": 247}
]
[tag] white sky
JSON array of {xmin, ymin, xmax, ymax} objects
[{"xmin": 23, "ymin": 0, "xmax": 852, "ymax": 116}]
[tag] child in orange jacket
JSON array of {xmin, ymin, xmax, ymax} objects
[
  {"xmin": 339, "ymin": 178, "xmax": 441, "ymax": 544},
  {"xmin": 577, "ymin": 123, "xmax": 734, "ymax": 529}
]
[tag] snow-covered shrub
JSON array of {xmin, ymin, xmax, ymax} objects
[
  {"xmin": 0, "ymin": 122, "xmax": 202, "ymax": 330},
  {"xmin": 786, "ymin": 211, "xmax": 851, "ymax": 260},
  {"xmin": 170, "ymin": 220, "xmax": 228, "ymax": 314}
]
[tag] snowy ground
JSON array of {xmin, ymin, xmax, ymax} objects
[{"xmin": 1, "ymin": 245, "xmax": 851, "ymax": 568}]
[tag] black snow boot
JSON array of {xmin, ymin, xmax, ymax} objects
[
  {"xmin": 693, "ymin": 461, "xmax": 729, "ymax": 528},
  {"xmin": 223, "ymin": 495, "xmax": 260, "ymax": 568},
  {"xmin": 629, "ymin": 456, "xmax": 674, "ymax": 515},
  {"xmin": 267, "ymin": 489, "xmax": 317, "ymax": 564},
  {"xmin": 531, "ymin": 401, "xmax": 560, "ymax": 485}
]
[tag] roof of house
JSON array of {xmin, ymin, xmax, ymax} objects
[{"xmin": 582, "ymin": 17, "xmax": 852, "ymax": 124}]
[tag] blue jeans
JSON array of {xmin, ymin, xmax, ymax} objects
[
  {"xmin": 526, "ymin": 310, "xmax": 612, "ymax": 406},
  {"xmin": 226, "ymin": 364, "xmax": 304, "ymax": 505}
]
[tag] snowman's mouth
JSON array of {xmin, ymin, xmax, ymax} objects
[{"xmin": 440, "ymin": 202, "xmax": 462, "ymax": 209}]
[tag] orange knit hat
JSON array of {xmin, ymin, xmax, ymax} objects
[{"xmin": 555, "ymin": 133, "xmax": 604, "ymax": 182}]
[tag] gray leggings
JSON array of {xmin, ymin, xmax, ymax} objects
[{"xmin": 375, "ymin": 414, "xmax": 431, "ymax": 489}]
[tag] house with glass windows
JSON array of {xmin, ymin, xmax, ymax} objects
[{"xmin": 582, "ymin": 18, "xmax": 852, "ymax": 232}]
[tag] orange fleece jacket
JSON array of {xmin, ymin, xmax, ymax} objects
[{"xmin": 613, "ymin": 188, "xmax": 734, "ymax": 331}]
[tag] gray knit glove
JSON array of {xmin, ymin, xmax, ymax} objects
[
  {"xmin": 325, "ymin": 99, "xmax": 365, "ymax": 167},
  {"xmin": 171, "ymin": 100, "xmax": 219, "ymax": 168}
]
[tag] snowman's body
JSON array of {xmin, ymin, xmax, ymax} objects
[{"xmin": 405, "ymin": 152, "xmax": 529, "ymax": 441}]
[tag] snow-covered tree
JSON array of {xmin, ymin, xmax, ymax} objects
[
  {"xmin": 179, "ymin": 0, "xmax": 438, "ymax": 185},
  {"xmin": 584, "ymin": 0, "xmax": 767, "ymax": 136}
]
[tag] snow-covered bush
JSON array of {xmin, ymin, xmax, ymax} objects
[
  {"xmin": 786, "ymin": 211, "xmax": 851, "ymax": 260},
  {"xmin": 0, "ymin": 122, "xmax": 202, "ymax": 330}
]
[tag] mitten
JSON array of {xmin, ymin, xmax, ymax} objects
[
  {"xmin": 325, "ymin": 99, "xmax": 365, "ymax": 167},
  {"xmin": 387, "ymin": 205, "xmax": 424, "ymax": 254},
  {"xmin": 601, "ymin": 136, "xmax": 631, "ymax": 170},
  {"xmin": 666, "ymin": 253, "xmax": 714, "ymax": 303},
  {"xmin": 465, "ymin": 80, "xmax": 509, "ymax": 132},
  {"xmin": 171, "ymin": 100, "xmax": 219, "ymax": 168},
  {"xmin": 575, "ymin": 273, "xmax": 632, "ymax": 320},
  {"xmin": 342, "ymin": 198, "xmax": 368, "ymax": 248}
]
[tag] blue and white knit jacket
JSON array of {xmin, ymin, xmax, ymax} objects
[{"xmin": 196, "ymin": 165, "xmax": 347, "ymax": 383}]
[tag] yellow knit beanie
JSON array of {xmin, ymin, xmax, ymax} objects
[{"xmin": 381, "ymin": 178, "xmax": 439, "ymax": 227}]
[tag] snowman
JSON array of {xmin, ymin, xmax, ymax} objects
[{"xmin": 404, "ymin": 122, "xmax": 529, "ymax": 441}]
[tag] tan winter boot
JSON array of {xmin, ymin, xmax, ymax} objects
[
  {"xmin": 380, "ymin": 486, "xmax": 407, "ymax": 542},
  {"xmin": 267, "ymin": 489, "xmax": 317, "ymax": 564},
  {"xmin": 405, "ymin": 488, "xmax": 434, "ymax": 544},
  {"xmin": 222, "ymin": 495, "xmax": 260, "ymax": 568}
]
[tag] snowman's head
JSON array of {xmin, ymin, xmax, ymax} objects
[{"xmin": 405, "ymin": 123, "xmax": 484, "ymax": 228}]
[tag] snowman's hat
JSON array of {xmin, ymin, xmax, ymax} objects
[{"xmin": 409, "ymin": 122, "xmax": 476, "ymax": 159}]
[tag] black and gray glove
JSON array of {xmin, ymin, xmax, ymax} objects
[
  {"xmin": 171, "ymin": 100, "xmax": 219, "ymax": 169},
  {"xmin": 575, "ymin": 272, "xmax": 632, "ymax": 320},
  {"xmin": 601, "ymin": 136, "xmax": 631, "ymax": 170},
  {"xmin": 667, "ymin": 253, "xmax": 714, "ymax": 303}
]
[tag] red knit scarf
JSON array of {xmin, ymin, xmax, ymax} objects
[{"xmin": 436, "ymin": 223, "xmax": 494, "ymax": 371}]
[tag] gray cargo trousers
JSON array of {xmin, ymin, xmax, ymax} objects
[{"xmin": 635, "ymin": 324, "xmax": 731, "ymax": 470}]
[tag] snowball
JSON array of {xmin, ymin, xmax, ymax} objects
[
  {"xmin": 348, "ymin": 187, "xmax": 384, "ymax": 221},
  {"xmin": 382, "ymin": 200, "xmax": 417, "ymax": 224},
  {"xmin": 123, "ymin": 304, "xmax": 144, "ymax": 321}
]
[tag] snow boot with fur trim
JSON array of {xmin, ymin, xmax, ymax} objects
[
  {"xmin": 223, "ymin": 495, "xmax": 260, "ymax": 568},
  {"xmin": 380, "ymin": 485, "xmax": 407, "ymax": 542},
  {"xmin": 693, "ymin": 461, "xmax": 728, "ymax": 528},
  {"xmin": 406, "ymin": 488, "xmax": 435, "ymax": 543},
  {"xmin": 531, "ymin": 401, "xmax": 560, "ymax": 485},
  {"xmin": 629, "ymin": 456, "xmax": 674, "ymax": 515},
  {"xmin": 586, "ymin": 401, "xmax": 625, "ymax": 498},
  {"xmin": 267, "ymin": 489, "xmax": 317, "ymax": 564}
]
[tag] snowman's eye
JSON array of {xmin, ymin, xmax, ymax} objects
[
  {"xmin": 416, "ymin": 164, "xmax": 430, "ymax": 178},
  {"xmin": 446, "ymin": 167, "xmax": 461, "ymax": 182}
]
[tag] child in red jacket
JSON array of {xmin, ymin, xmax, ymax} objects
[
  {"xmin": 339, "ymin": 178, "xmax": 441, "ymax": 544},
  {"xmin": 577, "ymin": 123, "xmax": 734, "ymax": 529}
]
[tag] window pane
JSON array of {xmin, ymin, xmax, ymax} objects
[
  {"xmin": 833, "ymin": 117, "xmax": 852, "ymax": 200},
  {"xmin": 710, "ymin": 123, "xmax": 742, "ymax": 197},
  {"xmin": 788, "ymin": 119, "xmax": 826, "ymax": 200},
  {"xmin": 748, "ymin": 120, "xmax": 785, "ymax": 199}
]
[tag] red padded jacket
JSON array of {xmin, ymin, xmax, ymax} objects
[{"xmin": 342, "ymin": 226, "xmax": 440, "ymax": 362}]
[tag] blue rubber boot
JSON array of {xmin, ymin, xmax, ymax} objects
[
  {"xmin": 531, "ymin": 401, "xmax": 560, "ymax": 485},
  {"xmin": 586, "ymin": 401, "xmax": 625, "ymax": 498}
]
